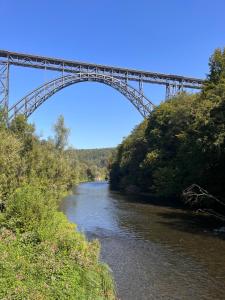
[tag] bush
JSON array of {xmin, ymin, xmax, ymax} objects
[
  {"xmin": 0, "ymin": 184, "xmax": 115, "ymax": 299},
  {"xmin": 0, "ymin": 115, "xmax": 116, "ymax": 299}
]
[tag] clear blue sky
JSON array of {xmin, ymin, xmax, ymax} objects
[{"xmin": 0, "ymin": 0, "xmax": 224, "ymax": 148}]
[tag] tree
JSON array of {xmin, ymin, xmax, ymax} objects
[
  {"xmin": 109, "ymin": 48, "xmax": 225, "ymax": 202},
  {"xmin": 207, "ymin": 47, "xmax": 225, "ymax": 85},
  {"xmin": 0, "ymin": 129, "xmax": 23, "ymax": 208},
  {"xmin": 53, "ymin": 115, "xmax": 70, "ymax": 151},
  {"xmin": 9, "ymin": 114, "xmax": 36, "ymax": 154},
  {"xmin": 0, "ymin": 107, "xmax": 8, "ymax": 130},
  {"xmin": 9, "ymin": 114, "xmax": 35, "ymax": 137}
]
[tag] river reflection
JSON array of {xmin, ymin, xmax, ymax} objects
[{"xmin": 61, "ymin": 182, "xmax": 225, "ymax": 300}]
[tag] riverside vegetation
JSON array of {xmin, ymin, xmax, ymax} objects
[
  {"xmin": 110, "ymin": 48, "xmax": 225, "ymax": 220},
  {"xmin": 76, "ymin": 148, "xmax": 114, "ymax": 181},
  {"xmin": 63, "ymin": 147, "xmax": 114, "ymax": 183},
  {"xmin": 0, "ymin": 115, "xmax": 115, "ymax": 299}
]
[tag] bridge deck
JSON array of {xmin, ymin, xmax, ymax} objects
[{"xmin": 0, "ymin": 50, "xmax": 203, "ymax": 89}]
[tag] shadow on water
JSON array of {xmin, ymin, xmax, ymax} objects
[
  {"xmin": 157, "ymin": 210, "xmax": 225, "ymax": 239},
  {"xmin": 110, "ymin": 189, "xmax": 225, "ymax": 241}
]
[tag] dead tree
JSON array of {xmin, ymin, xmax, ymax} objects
[{"xmin": 182, "ymin": 184, "xmax": 225, "ymax": 222}]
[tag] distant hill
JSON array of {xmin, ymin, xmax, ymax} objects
[
  {"xmin": 76, "ymin": 148, "xmax": 115, "ymax": 168},
  {"xmin": 75, "ymin": 148, "xmax": 115, "ymax": 181}
]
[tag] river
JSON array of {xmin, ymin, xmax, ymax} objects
[{"xmin": 61, "ymin": 182, "xmax": 225, "ymax": 300}]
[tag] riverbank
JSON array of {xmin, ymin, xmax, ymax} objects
[
  {"xmin": 0, "ymin": 183, "xmax": 116, "ymax": 299},
  {"xmin": 0, "ymin": 115, "xmax": 116, "ymax": 299}
]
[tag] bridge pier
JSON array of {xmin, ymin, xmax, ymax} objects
[
  {"xmin": 165, "ymin": 83, "xmax": 184, "ymax": 100},
  {"xmin": 0, "ymin": 61, "xmax": 9, "ymax": 114},
  {"xmin": 139, "ymin": 78, "xmax": 144, "ymax": 98}
]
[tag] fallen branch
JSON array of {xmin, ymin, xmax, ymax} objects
[
  {"xmin": 182, "ymin": 184, "xmax": 225, "ymax": 209},
  {"xmin": 182, "ymin": 184, "xmax": 225, "ymax": 223},
  {"xmin": 196, "ymin": 209, "xmax": 225, "ymax": 222}
]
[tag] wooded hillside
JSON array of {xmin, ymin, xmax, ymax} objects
[{"xmin": 110, "ymin": 48, "xmax": 225, "ymax": 218}]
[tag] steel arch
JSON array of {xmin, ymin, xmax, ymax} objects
[{"xmin": 8, "ymin": 73, "xmax": 155, "ymax": 120}]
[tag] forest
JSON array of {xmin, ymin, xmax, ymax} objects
[
  {"xmin": 0, "ymin": 114, "xmax": 115, "ymax": 299},
  {"xmin": 110, "ymin": 48, "xmax": 225, "ymax": 219},
  {"xmin": 74, "ymin": 148, "xmax": 114, "ymax": 181}
]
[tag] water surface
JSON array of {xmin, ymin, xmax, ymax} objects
[{"xmin": 61, "ymin": 182, "xmax": 225, "ymax": 300}]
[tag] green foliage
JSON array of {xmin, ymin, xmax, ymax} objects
[
  {"xmin": 110, "ymin": 48, "xmax": 225, "ymax": 203},
  {"xmin": 76, "ymin": 148, "xmax": 115, "ymax": 168},
  {"xmin": 9, "ymin": 114, "xmax": 36, "ymax": 154},
  {"xmin": 0, "ymin": 128, "xmax": 23, "ymax": 205},
  {"xmin": 0, "ymin": 114, "xmax": 115, "ymax": 299},
  {"xmin": 53, "ymin": 115, "xmax": 70, "ymax": 151},
  {"xmin": 207, "ymin": 48, "xmax": 225, "ymax": 85},
  {"xmin": 0, "ymin": 184, "xmax": 115, "ymax": 299},
  {"xmin": 75, "ymin": 148, "xmax": 115, "ymax": 181},
  {"xmin": 10, "ymin": 114, "xmax": 35, "ymax": 137},
  {"xmin": 0, "ymin": 107, "xmax": 8, "ymax": 129},
  {"xmin": 110, "ymin": 121, "xmax": 148, "ymax": 191},
  {"xmin": 4, "ymin": 184, "xmax": 56, "ymax": 233}
]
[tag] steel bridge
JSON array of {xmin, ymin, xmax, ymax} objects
[{"xmin": 0, "ymin": 50, "xmax": 204, "ymax": 120}]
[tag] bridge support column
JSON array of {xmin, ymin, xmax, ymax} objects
[
  {"xmin": 165, "ymin": 84, "xmax": 171, "ymax": 100},
  {"xmin": 0, "ymin": 61, "xmax": 9, "ymax": 115},
  {"xmin": 165, "ymin": 83, "xmax": 182, "ymax": 100},
  {"xmin": 139, "ymin": 78, "xmax": 144, "ymax": 99}
]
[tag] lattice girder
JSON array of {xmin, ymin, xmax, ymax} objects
[{"xmin": 8, "ymin": 73, "xmax": 155, "ymax": 120}]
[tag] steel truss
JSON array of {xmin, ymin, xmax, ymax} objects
[
  {"xmin": 8, "ymin": 73, "xmax": 155, "ymax": 120},
  {"xmin": 165, "ymin": 83, "xmax": 184, "ymax": 99},
  {"xmin": 0, "ymin": 49, "xmax": 204, "ymax": 120},
  {"xmin": 0, "ymin": 61, "xmax": 9, "ymax": 110},
  {"xmin": 0, "ymin": 50, "xmax": 203, "ymax": 88}
]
